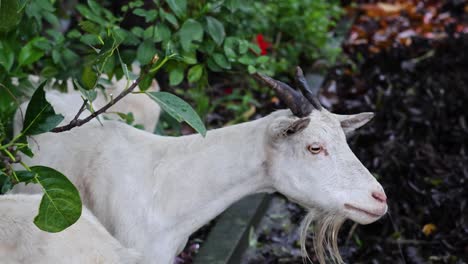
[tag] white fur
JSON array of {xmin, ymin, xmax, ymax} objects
[
  {"xmin": 16, "ymin": 68, "xmax": 160, "ymax": 133},
  {"xmin": 0, "ymin": 194, "xmax": 141, "ymax": 264},
  {"xmin": 90, "ymin": 77, "xmax": 160, "ymax": 132},
  {"xmin": 12, "ymin": 94, "xmax": 387, "ymax": 263}
]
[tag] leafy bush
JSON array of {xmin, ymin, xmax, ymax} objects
[{"xmin": 233, "ymin": 0, "xmax": 343, "ymax": 71}]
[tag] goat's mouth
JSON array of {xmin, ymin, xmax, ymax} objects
[{"xmin": 344, "ymin": 203, "xmax": 385, "ymax": 219}]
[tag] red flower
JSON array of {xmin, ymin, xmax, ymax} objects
[
  {"xmin": 256, "ymin": 34, "xmax": 271, "ymax": 55},
  {"xmin": 223, "ymin": 87, "xmax": 233, "ymax": 95}
]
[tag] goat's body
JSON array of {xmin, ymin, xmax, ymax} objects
[
  {"xmin": 0, "ymin": 194, "xmax": 140, "ymax": 264},
  {"xmin": 13, "ymin": 98, "xmax": 275, "ymax": 263},
  {"xmin": 14, "ymin": 74, "xmax": 160, "ymax": 133}
]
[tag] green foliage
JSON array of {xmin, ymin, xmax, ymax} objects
[
  {"xmin": 234, "ymin": 0, "xmax": 344, "ymax": 69},
  {"xmin": 0, "ymin": 0, "xmax": 20, "ymax": 32}
]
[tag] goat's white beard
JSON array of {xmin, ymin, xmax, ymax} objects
[{"xmin": 299, "ymin": 210, "xmax": 346, "ymax": 264}]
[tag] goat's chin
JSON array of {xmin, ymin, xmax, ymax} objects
[
  {"xmin": 344, "ymin": 204, "xmax": 387, "ymax": 225},
  {"xmin": 348, "ymin": 213, "xmax": 380, "ymax": 225}
]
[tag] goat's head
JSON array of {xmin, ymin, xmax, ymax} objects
[{"xmin": 255, "ymin": 67, "xmax": 387, "ymax": 263}]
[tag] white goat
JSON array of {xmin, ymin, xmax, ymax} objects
[
  {"xmin": 0, "ymin": 194, "xmax": 141, "ymax": 264},
  {"xmin": 13, "ymin": 68, "xmax": 388, "ymax": 264}
]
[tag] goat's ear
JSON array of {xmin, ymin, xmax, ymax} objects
[
  {"xmin": 334, "ymin": 112, "xmax": 374, "ymax": 135},
  {"xmin": 270, "ymin": 117, "xmax": 311, "ymax": 138}
]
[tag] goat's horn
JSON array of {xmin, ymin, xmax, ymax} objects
[
  {"xmin": 295, "ymin": 66, "xmax": 322, "ymax": 110},
  {"xmin": 254, "ymin": 73, "xmax": 312, "ymax": 117}
]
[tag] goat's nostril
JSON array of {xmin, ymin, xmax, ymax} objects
[{"xmin": 372, "ymin": 191, "xmax": 387, "ymax": 203}]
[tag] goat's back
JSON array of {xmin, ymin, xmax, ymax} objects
[
  {"xmin": 13, "ymin": 75, "xmax": 160, "ymax": 134},
  {"xmin": 0, "ymin": 194, "xmax": 141, "ymax": 264}
]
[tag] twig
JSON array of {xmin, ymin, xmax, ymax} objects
[
  {"xmin": 72, "ymin": 99, "xmax": 88, "ymax": 121},
  {"xmin": 51, "ymin": 74, "xmax": 145, "ymax": 133}
]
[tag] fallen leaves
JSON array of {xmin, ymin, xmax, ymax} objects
[{"xmin": 344, "ymin": 0, "xmax": 468, "ymax": 54}]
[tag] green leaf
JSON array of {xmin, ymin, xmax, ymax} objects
[
  {"xmin": 205, "ymin": 16, "xmax": 225, "ymax": 46},
  {"xmin": 137, "ymin": 40, "xmax": 156, "ymax": 65},
  {"xmin": 129, "ymin": 0, "xmax": 143, "ymax": 8},
  {"xmin": 248, "ymin": 42, "xmax": 261, "ymax": 55},
  {"xmin": 256, "ymin": 55, "xmax": 269, "ymax": 64},
  {"xmin": 32, "ymin": 38, "xmax": 52, "ymax": 51},
  {"xmin": 169, "ymin": 67, "xmax": 184, "ymax": 86},
  {"xmin": 79, "ymin": 20, "xmax": 100, "ymax": 35},
  {"xmin": 131, "ymin": 26, "xmax": 144, "ymax": 38},
  {"xmin": 40, "ymin": 66, "xmax": 59, "ymax": 78},
  {"xmin": 67, "ymin": 29, "xmax": 81, "ymax": 38},
  {"xmin": 179, "ymin": 19, "xmax": 203, "ymax": 52},
  {"xmin": 17, "ymin": 136, "xmax": 34, "ymax": 157},
  {"xmin": 160, "ymin": 8, "xmax": 178, "ymax": 28},
  {"xmin": 133, "ymin": 8, "xmax": 146, "ymax": 16},
  {"xmin": 14, "ymin": 170, "xmax": 35, "ymax": 183},
  {"xmin": 0, "ymin": 41, "xmax": 14, "ymax": 72},
  {"xmin": 95, "ymin": 37, "xmax": 120, "ymax": 64},
  {"xmin": 0, "ymin": 0, "xmax": 20, "ymax": 32},
  {"xmin": 223, "ymin": 37, "xmax": 238, "ymax": 59},
  {"xmin": 182, "ymin": 54, "xmax": 197, "ymax": 65},
  {"xmin": 166, "ymin": 0, "xmax": 186, "ymax": 18},
  {"xmin": 76, "ymin": 4, "xmax": 106, "ymax": 25},
  {"xmin": 207, "ymin": 57, "xmax": 222, "ymax": 72},
  {"xmin": 80, "ymin": 33, "xmax": 101, "ymax": 46},
  {"xmin": 22, "ymin": 82, "xmax": 64, "ymax": 136},
  {"xmin": 146, "ymin": 92, "xmax": 206, "ymax": 136},
  {"xmin": 238, "ymin": 40, "xmax": 249, "ymax": 54},
  {"xmin": 238, "ymin": 55, "xmax": 255, "ymax": 65},
  {"xmin": 212, "ymin": 53, "xmax": 231, "ymax": 69},
  {"xmin": 154, "ymin": 24, "xmax": 171, "ymax": 43},
  {"xmin": 87, "ymin": 0, "xmax": 102, "ymax": 15},
  {"xmin": 81, "ymin": 66, "xmax": 98, "ymax": 90},
  {"xmin": 247, "ymin": 65, "xmax": 256, "ymax": 74},
  {"xmin": 138, "ymin": 25, "xmax": 149, "ymax": 38},
  {"xmin": 225, "ymin": 0, "xmax": 242, "ymax": 12},
  {"xmin": 32, "ymin": 166, "xmax": 82, "ymax": 233},
  {"xmin": 133, "ymin": 8, "xmax": 157, "ymax": 22},
  {"xmin": 19, "ymin": 37, "xmax": 47, "ymax": 66},
  {"xmin": 187, "ymin": 64, "xmax": 203, "ymax": 83},
  {"xmin": 0, "ymin": 171, "xmax": 13, "ymax": 194},
  {"xmin": 139, "ymin": 75, "xmax": 153, "ymax": 91},
  {"xmin": 42, "ymin": 11, "xmax": 59, "ymax": 27},
  {"xmin": 116, "ymin": 28, "xmax": 139, "ymax": 46}
]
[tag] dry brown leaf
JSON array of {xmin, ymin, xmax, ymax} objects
[
  {"xmin": 422, "ymin": 223, "xmax": 437, "ymax": 236},
  {"xmin": 377, "ymin": 3, "xmax": 405, "ymax": 13}
]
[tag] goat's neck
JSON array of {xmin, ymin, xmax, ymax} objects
[{"xmin": 148, "ymin": 116, "xmax": 274, "ymax": 240}]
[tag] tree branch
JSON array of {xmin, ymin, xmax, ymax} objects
[
  {"xmin": 71, "ymin": 99, "xmax": 88, "ymax": 122},
  {"xmin": 51, "ymin": 75, "xmax": 144, "ymax": 133}
]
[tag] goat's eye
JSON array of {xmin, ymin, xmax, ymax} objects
[{"xmin": 307, "ymin": 144, "xmax": 323, "ymax": 154}]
